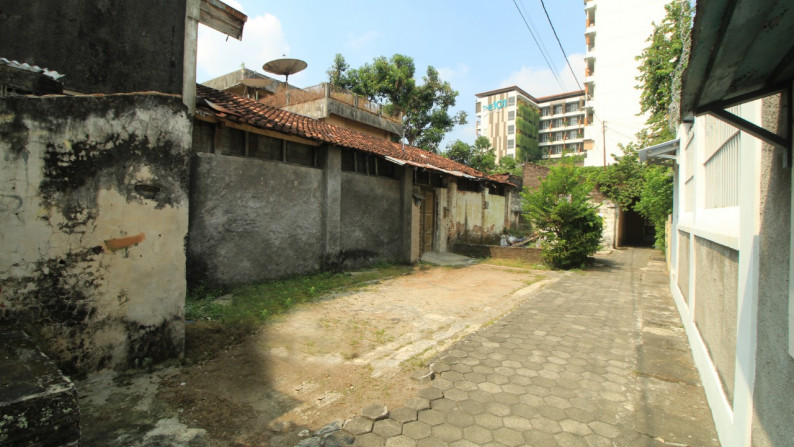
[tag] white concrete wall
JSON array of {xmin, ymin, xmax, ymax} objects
[
  {"xmin": 0, "ymin": 94, "xmax": 191, "ymax": 376},
  {"xmin": 583, "ymin": 0, "xmax": 668, "ymax": 167}
]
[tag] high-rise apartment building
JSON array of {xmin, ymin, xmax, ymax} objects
[
  {"xmin": 475, "ymin": 87, "xmax": 592, "ymax": 161},
  {"xmin": 537, "ymin": 91, "xmax": 591, "ymax": 159},
  {"xmin": 582, "ymin": 0, "xmax": 669, "ymax": 167},
  {"xmin": 475, "ymin": 86, "xmax": 539, "ymax": 161}
]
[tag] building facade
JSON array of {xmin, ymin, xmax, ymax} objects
[
  {"xmin": 474, "ymin": 86, "xmax": 539, "ymax": 161},
  {"xmin": 582, "ymin": 0, "xmax": 668, "ymax": 167},
  {"xmin": 537, "ymin": 91, "xmax": 590, "ymax": 159}
]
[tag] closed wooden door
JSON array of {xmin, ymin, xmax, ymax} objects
[{"xmin": 420, "ymin": 189, "xmax": 435, "ymax": 253}]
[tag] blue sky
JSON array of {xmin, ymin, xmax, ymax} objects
[{"xmin": 197, "ymin": 0, "xmax": 587, "ymax": 150}]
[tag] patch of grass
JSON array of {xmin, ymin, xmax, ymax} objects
[
  {"xmin": 185, "ymin": 264, "xmax": 412, "ymax": 332},
  {"xmin": 523, "ymin": 274, "xmax": 547, "ymax": 286}
]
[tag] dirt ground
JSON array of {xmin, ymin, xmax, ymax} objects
[{"xmin": 78, "ymin": 263, "xmax": 557, "ymax": 446}]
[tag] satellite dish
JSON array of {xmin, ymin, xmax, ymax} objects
[{"xmin": 262, "ymin": 58, "xmax": 307, "ymax": 105}]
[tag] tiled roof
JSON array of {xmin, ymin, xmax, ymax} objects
[{"xmin": 196, "ymin": 84, "xmax": 511, "ymax": 185}]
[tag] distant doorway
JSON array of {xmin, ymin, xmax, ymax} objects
[
  {"xmin": 618, "ymin": 207, "xmax": 653, "ymax": 247},
  {"xmin": 419, "ymin": 189, "xmax": 435, "ymax": 253}
]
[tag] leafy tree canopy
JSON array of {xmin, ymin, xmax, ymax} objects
[
  {"xmin": 328, "ymin": 53, "xmax": 466, "ymax": 153},
  {"xmin": 444, "ymin": 137, "xmax": 496, "ymax": 173},
  {"xmin": 636, "ymin": 0, "xmax": 692, "ymax": 144}
]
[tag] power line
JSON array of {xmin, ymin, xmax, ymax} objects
[
  {"xmin": 511, "ymin": 0, "xmax": 566, "ymax": 91},
  {"xmin": 538, "ymin": 0, "xmax": 583, "ymax": 91},
  {"xmin": 517, "ymin": 0, "xmax": 561, "ymax": 76}
]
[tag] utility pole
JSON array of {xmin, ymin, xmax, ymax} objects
[{"xmin": 602, "ymin": 121, "xmax": 607, "ymax": 169}]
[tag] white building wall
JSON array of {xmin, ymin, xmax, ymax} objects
[{"xmin": 583, "ymin": 0, "xmax": 668, "ymax": 167}]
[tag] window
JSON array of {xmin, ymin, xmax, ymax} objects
[
  {"xmin": 566, "ymin": 102, "xmax": 579, "ymax": 113},
  {"xmin": 541, "ymin": 107, "xmax": 550, "ymax": 116},
  {"xmin": 286, "ymin": 141, "xmax": 316, "ymax": 166},
  {"xmin": 508, "ymin": 96, "xmax": 516, "ymax": 106},
  {"xmin": 568, "ymin": 116, "xmax": 580, "ymax": 126},
  {"xmin": 551, "ymin": 145, "xmax": 562, "ymax": 155},
  {"xmin": 541, "ymin": 121, "xmax": 550, "ymax": 129},
  {"xmin": 476, "ymin": 101, "xmax": 481, "ymax": 113},
  {"xmin": 248, "ymin": 134, "xmax": 283, "ymax": 161},
  {"xmin": 508, "ymin": 125, "xmax": 515, "ymax": 135},
  {"xmin": 555, "ymin": 132, "xmax": 564, "ymax": 141},
  {"xmin": 553, "ymin": 105, "xmax": 563, "ymax": 115},
  {"xmin": 568, "ymin": 130, "xmax": 580, "ymax": 139},
  {"xmin": 540, "ymin": 134, "xmax": 549, "ymax": 142},
  {"xmin": 341, "ymin": 150, "xmax": 356, "ymax": 171},
  {"xmin": 507, "ymin": 139, "xmax": 515, "ymax": 149},
  {"xmin": 554, "ymin": 118, "xmax": 564, "ymax": 127},
  {"xmin": 508, "ymin": 110, "xmax": 515, "ymax": 120}
]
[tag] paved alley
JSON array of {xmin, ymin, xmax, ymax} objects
[{"xmin": 305, "ymin": 248, "xmax": 720, "ymax": 447}]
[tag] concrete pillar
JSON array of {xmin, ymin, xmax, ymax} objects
[
  {"xmin": 399, "ymin": 165, "xmax": 414, "ymax": 263},
  {"xmin": 322, "ymin": 146, "xmax": 342, "ymax": 263},
  {"xmin": 182, "ymin": 0, "xmax": 200, "ymax": 115}
]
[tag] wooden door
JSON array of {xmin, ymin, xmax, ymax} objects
[{"xmin": 420, "ymin": 189, "xmax": 435, "ymax": 253}]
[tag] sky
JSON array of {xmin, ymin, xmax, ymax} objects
[{"xmin": 196, "ymin": 0, "xmax": 587, "ymax": 151}]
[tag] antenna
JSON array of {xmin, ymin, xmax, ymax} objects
[{"xmin": 262, "ymin": 57, "xmax": 307, "ymax": 106}]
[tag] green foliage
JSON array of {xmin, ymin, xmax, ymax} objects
[
  {"xmin": 443, "ymin": 138, "xmax": 495, "ymax": 173},
  {"xmin": 185, "ymin": 265, "xmax": 413, "ymax": 330},
  {"xmin": 636, "ymin": 0, "xmax": 692, "ymax": 143},
  {"xmin": 495, "ymin": 155, "xmax": 522, "ymax": 177},
  {"xmin": 522, "ymin": 164, "xmax": 603, "ymax": 269},
  {"xmin": 516, "ymin": 102, "xmax": 541, "ymax": 161},
  {"xmin": 634, "ymin": 166, "xmax": 673, "ymax": 248},
  {"xmin": 328, "ymin": 53, "xmax": 466, "ymax": 153}
]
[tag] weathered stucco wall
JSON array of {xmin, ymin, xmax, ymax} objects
[
  {"xmin": 0, "ymin": 94, "xmax": 191, "ymax": 376},
  {"xmin": 751, "ymin": 94, "xmax": 794, "ymax": 447},
  {"xmin": 0, "ymin": 1, "xmax": 186, "ymax": 95},
  {"xmin": 187, "ymin": 152, "xmax": 325, "ymax": 287},
  {"xmin": 442, "ymin": 186, "xmax": 507, "ymax": 248},
  {"xmin": 340, "ymin": 173, "xmax": 402, "ymax": 268},
  {"xmin": 694, "ymin": 236, "xmax": 738, "ymax": 405}
]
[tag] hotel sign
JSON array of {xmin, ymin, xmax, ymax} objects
[{"xmin": 484, "ymin": 99, "xmax": 508, "ymax": 112}]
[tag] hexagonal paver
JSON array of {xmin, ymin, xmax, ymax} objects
[
  {"xmin": 503, "ymin": 415, "xmax": 532, "ymax": 431},
  {"xmin": 588, "ymin": 420, "xmax": 620, "ymax": 438},
  {"xmin": 486, "ymin": 373, "xmax": 509, "ymax": 385},
  {"xmin": 417, "ymin": 387, "xmax": 443, "ymax": 401},
  {"xmin": 450, "ymin": 363, "xmax": 473, "ymax": 374},
  {"xmin": 484, "ymin": 401, "xmax": 511, "ymax": 417},
  {"xmin": 432, "ymin": 423, "xmax": 463, "ymax": 443},
  {"xmin": 416, "ymin": 438, "xmax": 448, "ymax": 447},
  {"xmin": 492, "ymin": 392, "xmax": 520, "ymax": 405},
  {"xmin": 390, "ymin": 407, "xmax": 418, "ymax": 424},
  {"xmin": 493, "ymin": 426, "xmax": 524, "ymax": 446},
  {"xmin": 362, "ymin": 405, "xmax": 389, "ymax": 421},
  {"xmin": 474, "ymin": 412, "xmax": 504, "ymax": 430},
  {"xmin": 453, "ymin": 380, "xmax": 478, "ymax": 392},
  {"xmin": 431, "ymin": 378, "xmax": 453, "ymax": 391},
  {"xmin": 431, "ymin": 398, "xmax": 457, "ymax": 412},
  {"xmin": 583, "ymin": 433, "xmax": 613, "ymax": 447},
  {"xmin": 440, "ymin": 371, "xmax": 465, "ymax": 382},
  {"xmin": 404, "ymin": 397, "xmax": 431, "ymax": 411},
  {"xmin": 443, "ymin": 388, "xmax": 469, "ymax": 402},
  {"xmin": 462, "ymin": 425, "xmax": 493, "ymax": 444},
  {"xmin": 471, "ymin": 365, "xmax": 494, "ymax": 375},
  {"xmin": 354, "ymin": 432, "xmax": 385, "ymax": 447},
  {"xmin": 456, "ymin": 399, "xmax": 485, "ymax": 415},
  {"xmin": 417, "ymin": 409, "xmax": 445, "ymax": 426},
  {"xmin": 373, "ymin": 418, "xmax": 403, "ymax": 438},
  {"xmin": 560, "ymin": 419, "xmax": 592, "ymax": 436},
  {"xmin": 445, "ymin": 411, "xmax": 474, "ymax": 427},
  {"xmin": 476, "ymin": 382, "xmax": 502, "ymax": 393},
  {"xmin": 345, "ymin": 417, "xmax": 374, "ymax": 435},
  {"xmin": 523, "ymin": 429, "xmax": 558, "ymax": 447},
  {"xmin": 531, "ymin": 416, "xmax": 562, "ymax": 434},
  {"xmin": 553, "ymin": 432, "xmax": 588, "ymax": 447},
  {"xmin": 463, "ymin": 372, "xmax": 486, "ymax": 383},
  {"xmin": 402, "ymin": 421, "xmax": 431, "ymax": 440},
  {"xmin": 466, "ymin": 389, "xmax": 495, "ymax": 404},
  {"xmin": 564, "ymin": 406, "xmax": 595, "ymax": 423},
  {"xmin": 544, "ymin": 395, "xmax": 572, "ymax": 410},
  {"xmin": 385, "ymin": 435, "xmax": 416, "ymax": 447}
]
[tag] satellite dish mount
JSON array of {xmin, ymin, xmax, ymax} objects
[{"xmin": 262, "ymin": 57, "xmax": 307, "ymax": 106}]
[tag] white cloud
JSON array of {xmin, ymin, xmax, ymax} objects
[
  {"xmin": 197, "ymin": 13, "xmax": 290, "ymax": 81},
  {"xmin": 346, "ymin": 30, "xmax": 380, "ymax": 50},
  {"xmin": 437, "ymin": 64, "xmax": 470, "ymax": 84},
  {"xmin": 500, "ymin": 53, "xmax": 586, "ymax": 97}
]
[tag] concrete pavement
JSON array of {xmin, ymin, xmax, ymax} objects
[{"xmin": 302, "ymin": 248, "xmax": 719, "ymax": 447}]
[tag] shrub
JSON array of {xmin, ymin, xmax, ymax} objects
[{"xmin": 522, "ymin": 164, "xmax": 603, "ymax": 269}]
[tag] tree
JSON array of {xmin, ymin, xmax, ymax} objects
[
  {"xmin": 523, "ymin": 164, "xmax": 603, "ymax": 269},
  {"xmin": 443, "ymin": 137, "xmax": 495, "ymax": 173},
  {"xmin": 635, "ymin": 0, "xmax": 692, "ymax": 144},
  {"xmin": 328, "ymin": 54, "xmax": 466, "ymax": 153}
]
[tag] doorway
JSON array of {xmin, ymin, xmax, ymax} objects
[{"xmin": 419, "ymin": 189, "xmax": 435, "ymax": 253}]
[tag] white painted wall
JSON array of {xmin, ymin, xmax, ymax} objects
[{"xmin": 583, "ymin": 0, "xmax": 668, "ymax": 167}]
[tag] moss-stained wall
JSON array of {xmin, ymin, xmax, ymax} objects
[
  {"xmin": 0, "ymin": 94, "xmax": 191, "ymax": 377},
  {"xmin": 439, "ymin": 182, "xmax": 509, "ymax": 250}
]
